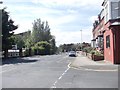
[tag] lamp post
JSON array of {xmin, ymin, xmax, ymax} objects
[
  {"xmin": 80, "ymin": 30, "xmax": 82, "ymax": 50},
  {"xmin": 0, "ymin": 1, "xmax": 3, "ymax": 9}
]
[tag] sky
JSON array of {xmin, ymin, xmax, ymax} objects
[{"xmin": 2, "ymin": 0, "xmax": 103, "ymax": 46}]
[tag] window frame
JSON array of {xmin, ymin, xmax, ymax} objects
[{"xmin": 106, "ymin": 35, "xmax": 110, "ymax": 48}]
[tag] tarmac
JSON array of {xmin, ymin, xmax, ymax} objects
[{"xmin": 70, "ymin": 53, "xmax": 118, "ymax": 71}]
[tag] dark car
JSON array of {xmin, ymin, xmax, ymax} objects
[{"xmin": 69, "ymin": 51, "xmax": 76, "ymax": 57}]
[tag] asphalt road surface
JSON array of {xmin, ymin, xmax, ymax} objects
[{"xmin": 1, "ymin": 53, "xmax": 118, "ymax": 88}]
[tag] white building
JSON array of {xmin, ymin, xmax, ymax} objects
[{"xmin": 102, "ymin": 0, "xmax": 120, "ymax": 23}]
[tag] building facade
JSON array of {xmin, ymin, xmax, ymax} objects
[{"xmin": 91, "ymin": 0, "xmax": 120, "ymax": 64}]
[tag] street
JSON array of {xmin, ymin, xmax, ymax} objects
[{"xmin": 2, "ymin": 53, "xmax": 118, "ymax": 88}]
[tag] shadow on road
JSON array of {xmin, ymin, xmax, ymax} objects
[{"xmin": 2, "ymin": 57, "xmax": 38, "ymax": 65}]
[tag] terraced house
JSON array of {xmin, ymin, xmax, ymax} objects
[{"xmin": 91, "ymin": 0, "xmax": 120, "ymax": 64}]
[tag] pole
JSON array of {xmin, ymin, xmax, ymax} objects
[
  {"xmin": 0, "ymin": 1, "xmax": 3, "ymax": 9},
  {"xmin": 80, "ymin": 30, "xmax": 82, "ymax": 50}
]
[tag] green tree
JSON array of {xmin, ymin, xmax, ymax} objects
[
  {"xmin": 2, "ymin": 8, "xmax": 18, "ymax": 58},
  {"xmin": 49, "ymin": 36, "xmax": 56, "ymax": 54},
  {"xmin": 13, "ymin": 35, "xmax": 25, "ymax": 49},
  {"xmin": 31, "ymin": 19, "xmax": 52, "ymax": 44},
  {"xmin": 33, "ymin": 41, "xmax": 51, "ymax": 55},
  {"xmin": 30, "ymin": 18, "xmax": 57, "ymax": 55},
  {"xmin": 25, "ymin": 37, "xmax": 33, "ymax": 48},
  {"xmin": 10, "ymin": 35, "xmax": 25, "ymax": 57}
]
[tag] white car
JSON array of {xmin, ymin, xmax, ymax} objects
[{"xmin": 69, "ymin": 51, "xmax": 76, "ymax": 57}]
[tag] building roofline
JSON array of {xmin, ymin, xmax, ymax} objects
[
  {"xmin": 92, "ymin": 17, "xmax": 104, "ymax": 32},
  {"xmin": 109, "ymin": 22, "xmax": 120, "ymax": 27},
  {"xmin": 91, "ymin": 39, "xmax": 96, "ymax": 41},
  {"xmin": 102, "ymin": 0, "xmax": 108, "ymax": 6},
  {"xmin": 15, "ymin": 30, "xmax": 31, "ymax": 35}
]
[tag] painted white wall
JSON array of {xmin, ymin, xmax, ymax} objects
[{"xmin": 103, "ymin": 0, "xmax": 120, "ymax": 23}]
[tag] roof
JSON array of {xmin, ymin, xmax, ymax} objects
[
  {"xmin": 111, "ymin": 22, "xmax": 120, "ymax": 26},
  {"xmin": 91, "ymin": 39, "xmax": 96, "ymax": 41},
  {"xmin": 102, "ymin": 0, "xmax": 107, "ymax": 6},
  {"xmin": 108, "ymin": 21, "xmax": 120, "ymax": 29}
]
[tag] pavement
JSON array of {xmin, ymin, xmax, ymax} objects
[{"xmin": 70, "ymin": 54, "xmax": 118, "ymax": 71}]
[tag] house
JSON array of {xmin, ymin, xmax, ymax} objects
[
  {"xmin": 15, "ymin": 30, "xmax": 31, "ymax": 39},
  {"xmin": 91, "ymin": 0, "xmax": 120, "ymax": 64},
  {"xmin": 8, "ymin": 31, "xmax": 31, "ymax": 57}
]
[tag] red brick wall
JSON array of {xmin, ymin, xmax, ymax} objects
[
  {"xmin": 92, "ymin": 18, "xmax": 105, "ymax": 39},
  {"xmin": 92, "ymin": 18, "xmax": 120, "ymax": 64},
  {"xmin": 104, "ymin": 21, "xmax": 120, "ymax": 64},
  {"xmin": 104, "ymin": 28, "xmax": 114, "ymax": 63}
]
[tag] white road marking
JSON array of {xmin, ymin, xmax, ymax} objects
[
  {"xmin": 70, "ymin": 66, "xmax": 118, "ymax": 72},
  {"xmin": 68, "ymin": 62, "xmax": 118, "ymax": 72},
  {"xmin": 1, "ymin": 61, "xmax": 37, "ymax": 74},
  {"xmin": 51, "ymin": 62, "xmax": 71, "ymax": 88},
  {"xmin": 0, "ymin": 68, "xmax": 16, "ymax": 73},
  {"xmin": 58, "ymin": 76, "xmax": 62, "ymax": 80},
  {"xmin": 51, "ymin": 86, "xmax": 56, "ymax": 88}
]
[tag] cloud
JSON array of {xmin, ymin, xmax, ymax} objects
[
  {"xmin": 52, "ymin": 27, "xmax": 92, "ymax": 46},
  {"xmin": 3, "ymin": 0, "xmax": 104, "ymax": 46},
  {"xmin": 31, "ymin": 0, "xmax": 103, "ymax": 7},
  {"xmin": 89, "ymin": 16, "xmax": 99, "ymax": 23}
]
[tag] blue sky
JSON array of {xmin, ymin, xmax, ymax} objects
[{"xmin": 2, "ymin": 0, "xmax": 103, "ymax": 46}]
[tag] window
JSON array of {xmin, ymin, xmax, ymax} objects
[
  {"xmin": 118, "ymin": 1, "xmax": 120, "ymax": 18},
  {"xmin": 111, "ymin": 2, "xmax": 119, "ymax": 19},
  {"xmin": 98, "ymin": 36, "xmax": 104, "ymax": 48},
  {"xmin": 106, "ymin": 35, "xmax": 110, "ymax": 48},
  {"xmin": 105, "ymin": 4, "xmax": 108, "ymax": 22}
]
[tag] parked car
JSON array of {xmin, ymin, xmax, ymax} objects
[{"xmin": 69, "ymin": 51, "xmax": 76, "ymax": 57}]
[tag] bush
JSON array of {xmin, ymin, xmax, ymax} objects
[
  {"xmin": 90, "ymin": 50, "xmax": 103, "ymax": 56},
  {"xmin": 82, "ymin": 47, "xmax": 95, "ymax": 53},
  {"xmin": 90, "ymin": 50, "xmax": 95, "ymax": 54},
  {"xmin": 24, "ymin": 49, "xmax": 29, "ymax": 56},
  {"xmin": 95, "ymin": 51, "xmax": 104, "ymax": 56},
  {"xmin": 33, "ymin": 41, "xmax": 51, "ymax": 55},
  {"xmin": 24, "ymin": 48, "xmax": 34, "ymax": 56}
]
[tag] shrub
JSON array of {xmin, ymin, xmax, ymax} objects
[
  {"xmin": 24, "ymin": 48, "xmax": 30, "ymax": 56},
  {"xmin": 90, "ymin": 50, "xmax": 103, "ymax": 56},
  {"xmin": 95, "ymin": 51, "xmax": 104, "ymax": 56},
  {"xmin": 82, "ymin": 47, "xmax": 95, "ymax": 53},
  {"xmin": 33, "ymin": 41, "xmax": 51, "ymax": 55},
  {"xmin": 24, "ymin": 48, "xmax": 34, "ymax": 56}
]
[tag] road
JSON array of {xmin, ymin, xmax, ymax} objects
[{"xmin": 2, "ymin": 53, "xmax": 118, "ymax": 88}]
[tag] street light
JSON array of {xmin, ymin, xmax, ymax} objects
[
  {"xmin": 0, "ymin": 1, "xmax": 3, "ymax": 9},
  {"xmin": 80, "ymin": 30, "xmax": 82, "ymax": 50}
]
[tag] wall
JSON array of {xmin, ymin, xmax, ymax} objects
[
  {"xmin": 104, "ymin": 29, "xmax": 114, "ymax": 63},
  {"xmin": 104, "ymin": 20, "xmax": 120, "ymax": 64},
  {"xmin": 113, "ymin": 26, "xmax": 120, "ymax": 64},
  {"xmin": 104, "ymin": 21, "xmax": 114, "ymax": 63}
]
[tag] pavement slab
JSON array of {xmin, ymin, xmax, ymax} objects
[{"xmin": 70, "ymin": 54, "xmax": 118, "ymax": 71}]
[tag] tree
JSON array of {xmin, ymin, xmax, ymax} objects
[
  {"xmin": 33, "ymin": 41, "xmax": 51, "ymax": 55},
  {"xmin": 31, "ymin": 19, "xmax": 52, "ymax": 44},
  {"xmin": 2, "ymin": 8, "xmax": 18, "ymax": 58},
  {"xmin": 59, "ymin": 43, "xmax": 79, "ymax": 52},
  {"xmin": 30, "ymin": 18, "xmax": 57, "ymax": 55},
  {"xmin": 49, "ymin": 36, "xmax": 57, "ymax": 54},
  {"xmin": 12, "ymin": 35, "xmax": 25, "ymax": 49},
  {"xmin": 11, "ymin": 35, "xmax": 25, "ymax": 57},
  {"xmin": 25, "ymin": 37, "xmax": 33, "ymax": 48}
]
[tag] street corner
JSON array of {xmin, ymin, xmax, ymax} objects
[
  {"xmin": 69, "ymin": 64, "xmax": 118, "ymax": 72},
  {"xmin": 68, "ymin": 58, "xmax": 81, "ymax": 69},
  {"xmin": 80, "ymin": 65, "xmax": 118, "ymax": 72},
  {"xmin": 69, "ymin": 58, "xmax": 118, "ymax": 72}
]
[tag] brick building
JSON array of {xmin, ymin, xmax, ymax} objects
[{"xmin": 91, "ymin": 0, "xmax": 120, "ymax": 64}]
